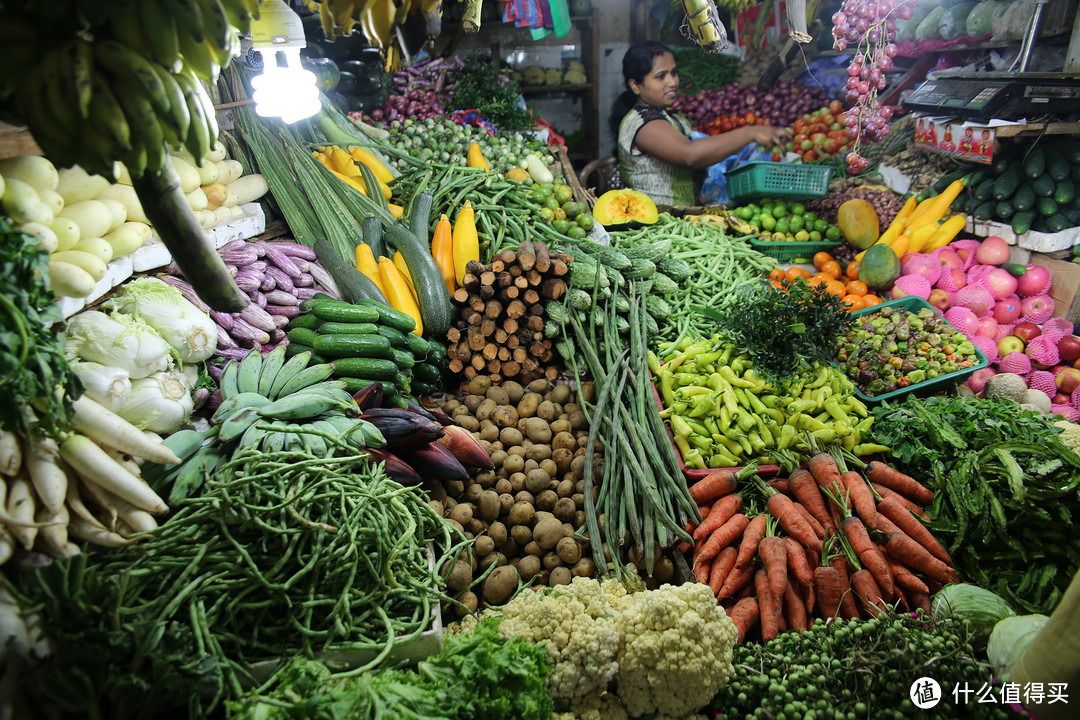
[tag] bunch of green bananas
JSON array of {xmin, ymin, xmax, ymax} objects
[{"xmin": 147, "ymin": 344, "xmax": 386, "ymax": 502}]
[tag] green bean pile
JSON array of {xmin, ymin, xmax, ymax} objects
[
  {"xmin": 85, "ymin": 435, "xmax": 461, "ymax": 707},
  {"xmin": 390, "ymin": 164, "xmax": 575, "ymax": 262},
  {"xmin": 608, "ymin": 215, "xmax": 777, "ymax": 345}
]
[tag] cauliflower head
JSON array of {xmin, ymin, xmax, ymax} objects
[
  {"xmin": 1053, "ymin": 419, "xmax": 1080, "ymax": 455},
  {"xmin": 612, "ymin": 582, "xmax": 737, "ymax": 718}
]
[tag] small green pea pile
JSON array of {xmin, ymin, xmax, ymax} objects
[
  {"xmin": 382, "ymin": 116, "xmax": 547, "ymax": 176},
  {"xmin": 712, "ymin": 613, "xmax": 1023, "ymax": 720},
  {"xmin": 730, "ymin": 198, "xmax": 845, "ymax": 244}
]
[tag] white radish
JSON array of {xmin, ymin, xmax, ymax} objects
[
  {"xmin": 81, "ymin": 477, "xmax": 157, "ymax": 534},
  {"xmin": 0, "ymin": 431, "xmax": 19, "ymax": 476},
  {"xmin": 70, "ymin": 395, "xmax": 182, "ymax": 465},
  {"xmin": 59, "ymin": 434, "xmax": 168, "ymax": 515},
  {"xmin": 0, "ymin": 587, "xmax": 29, "ymax": 661},
  {"xmin": 68, "ymin": 515, "xmax": 134, "ymax": 547},
  {"xmin": 47, "ymin": 260, "xmax": 96, "ymax": 298},
  {"xmin": 66, "ymin": 476, "xmax": 110, "ymax": 532},
  {"xmin": 35, "ymin": 505, "xmax": 71, "ymax": 558},
  {"xmin": 6, "ymin": 474, "xmax": 37, "ymax": 550},
  {"xmin": 102, "ymin": 446, "xmax": 142, "ymax": 478},
  {"xmin": 23, "ymin": 436, "xmax": 66, "ymax": 514}
]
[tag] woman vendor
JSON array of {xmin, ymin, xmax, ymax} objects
[{"xmin": 611, "ymin": 41, "xmax": 791, "ymax": 206}]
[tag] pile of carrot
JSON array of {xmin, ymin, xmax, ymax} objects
[{"xmin": 685, "ymin": 451, "xmax": 959, "ymax": 645}]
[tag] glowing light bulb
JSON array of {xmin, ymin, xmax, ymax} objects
[{"xmin": 248, "ymin": 0, "xmax": 319, "ymax": 124}]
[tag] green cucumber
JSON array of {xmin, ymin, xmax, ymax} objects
[
  {"xmin": 1045, "ymin": 214, "xmax": 1070, "ymax": 233},
  {"xmin": 973, "ymin": 177, "xmax": 995, "ymax": 202},
  {"xmin": 1004, "ymin": 263, "xmax": 1027, "ymax": 277},
  {"xmin": 355, "ymin": 297, "xmax": 419, "ymax": 334},
  {"xmin": 312, "ymin": 333, "xmax": 393, "ymax": 359},
  {"xmin": 313, "ymin": 237, "xmax": 387, "ymax": 305},
  {"xmin": 990, "ymin": 153, "xmax": 1012, "ymax": 175},
  {"xmin": 403, "ymin": 331, "xmax": 429, "ymax": 359},
  {"xmin": 974, "ymin": 201, "xmax": 996, "ymax": 220},
  {"xmin": 994, "ymin": 199, "xmax": 1015, "ymax": 220},
  {"xmin": 330, "ymin": 357, "xmax": 399, "ymax": 380},
  {"xmin": 286, "ymin": 327, "xmax": 320, "ymax": 347},
  {"xmin": 289, "ymin": 313, "xmax": 322, "ymax": 331},
  {"xmin": 391, "ymin": 371, "xmax": 411, "ymax": 392},
  {"xmin": 285, "ymin": 343, "xmax": 319, "ymax": 359},
  {"xmin": 1053, "ymin": 137, "xmax": 1080, "ymax": 164},
  {"xmin": 992, "ymin": 162, "xmax": 1022, "ymax": 199},
  {"xmin": 1031, "ymin": 174, "xmax": 1056, "ymax": 197},
  {"xmin": 1037, "ymin": 196, "xmax": 1059, "ymax": 217},
  {"xmin": 1054, "ymin": 180, "xmax": 1076, "ymax": 205},
  {"xmin": 1012, "ymin": 210, "xmax": 1036, "ymax": 235},
  {"xmin": 412, "ymin": 361, "xmax": 442, "ymax": 384},
  {"xmin": 1024, "ymin": 146, "xmax": 1046, "ymax": 179},
  {"xmin": 317, "ymin": 321, "xmax": 380, "ymax": 336},
  {"xmin": 1012, "ymin": 184, "xmax": 1036, "ymax": 211},
  {"xmin": 411, "ymin": 380, "xmax": 440, "ymax": 397},
  {"xmin": 1046, "ymin": 151, "xmax": 1071, "ymax": 181},
  {"xmin": 374, "ymin": 324, "xmax": 408, "ymax": 348},
  {"xmin": 310, "ymin": 300, "xmax": 381, "ymax": 324},
  {"xmin": 383, "ymin": 220, "xmax": 453, "ymax": 338},
  {"xmin": 389, "ymin": 348, "xmax": 415, "ymax": 370},
  {"xmin": 932, "ymin": 168, "xmax": 970, "ymax": 193}
]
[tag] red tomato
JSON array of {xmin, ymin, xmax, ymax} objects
[
  {"xmin": 803, "ymin": 149, "xmax": 820, "ymax": 162},
  {"xmin": 811, "ymin": 133, "xmax": 828, "ymax": 145},
  {"xmin": 829, "ymin": 100, "xmax": 844, "ymax": 115},
  {"xmin": 825, "ymin": 138, "xmax": 843, "ymax": 154}
]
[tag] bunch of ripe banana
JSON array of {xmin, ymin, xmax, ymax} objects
[{"xmin": 302, "ymin": 0, "xmax": 442, "ymax": 45}]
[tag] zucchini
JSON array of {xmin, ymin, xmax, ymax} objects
[
  {"xmin": 412, "ymin": 361, "xmax": 442, "ymax": 384},
  {"xmin": 1045, "ymin": 214, "xmax": 1071, "ymax": 233},
  {"xmin": 312, "ymin": 237, "xmax": 387, "ymax": 305},
  {"xmin": 288, "ymin": 313, "xmax": 322, "ymax": 331},
  {"xmin": 286, "ymin": 327, "xmax": 320, "ymax": 347},
  {"xmin": 383, "ymin": 224, "xmax": 454, "ymax": 339},
  {"xmin": 408, "ymin": 191, "xmax": 434, "ymax": 246},
  {"xmin": 403, "ymin": 331, "xmax": 429, "ymax": 359},
  {"xmin": 1012, "ymin": 210, "xmax": 1036, "ymax": 235},
  {"xmin": 1046, "ymin": 151, "xmax": 1071, "ymax": 182},
  {"xmin": 1031, "ymin": 174, "xmax": 1056, "ymax": 197},
  {"xmin": 310, "ymin": 300, "xmax": 381, "ymax": 324},
  {"xmin": 373, "ymin": 324, "xmax": 409, "ymax": 348},
  {"xmin": 317, "ymin": 321, "xmax": 380, "ymax": 336},
  {"xmin": 355, "ymin": 297, "xmax": 418, "ymax": 334},
  {"xmin": 992, "ymin": 162, "xmax": 1022, "ymax": 199},
  {"xmin": 389, "ymin": 348, "xmax": 415, "ymax": 370},
  {"xmin": 313, "ymin": 333, "xmax": 393, "ymax": 359},
  {"xmin": 330, "ymin": 357, "xmax": 399, "ymax": 380},
  {"xmin": 1037, "ymin": 196, "xmax": 1059, "ymax": 217},
  {"xmin": 973, "ymin": 177, "xmax": 995, "ymax": 202},
  {"xmin": 994, "ymin": 199, "xmax": 1015, "ymax": 220},
  {"xmin": 1054, "ymin": 180, "xmax": 1076, "ymax": 205},
  {"xmin": 932, "ymin": 168, "xmax": 970, "ymax": 193},
  {"xmin": 362, "ymin": 215, "xmax": 385, "ymax": 259},
  {"xmin": 284, "ymin": 343, "xmax": 319, "ymax": 359},
  {"xmin": 1024, "ymin": 146, "xmax": 1046, "ymax": 179},
  {"xmin": 974, "ymin": 200, "xmax": 996, "ymax": 220},
  {"xmin": 1012, "ymin": 184, "xmax": 1036, "ymax": 211}
]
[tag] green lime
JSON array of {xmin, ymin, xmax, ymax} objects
[
  {"xmin": 555, "ymin": 185, "xmax": 574, "ymax": 204},
  {"xmin": 552, "ymin": 207, "xmax": 567, "ymax": 221},
  {"xmin": 773, "ymin": 201, "xmax": 789, "ymax": 217},
  {"xmin": 775, "ymin": 218, "xmax": 790, "ymax": 234},
  {"xmin": 791, "ymin": 202, "xmax": 806, "ymax": 216},
  {"xmin": 794, "ymin": 229, "xmax": 810, "ymax": 242},
  {"xmin": 773, "ymin": 232, "xmax": 788, "ymax": 243},
  {"xmin": 552, "ymin": 219, "xmax": 573, "ymax": 234},
  {"xmin": 761, "ymin": 203, "xmax": 775, "ymax": 217},
  {"xmin": 788, "ymin": 215, "xmax": 804, "ymax": 232},
  {"xmin": 577, "ymin": 213, "xmax": 594, "ymax": 230},
  {"xmin": 566, "ymin": 225, "xmax": 587, "ymax": 239},
  {"xmin": 562, "ymin": 201, "xmax": 585, "ymax": 218},
  {"xmin": 761, "ymin": 215, "xmax": 777, "ymax": 231},
  {"xmin": 825, "ymin": 225, "xmax": 841, "ymax": 241},
  {"xmin": 750, "ymin": 214, "xmax": 762, "ymax": 228},
  {"xmin": 543, "ymin": 195, "xmax": 560, "ymax": 211},
  {"xmin": 737, "ymin": 207, "xmax": 754, "ymax": 220},
  {"xmin": 814, "ymin": 218, "xmax": 829, "ymax": 233},
  {"xmin": 808, "ymin": 230, "xmax": 823, "ymax": 242},
  {"xmin": 539, "ymin": 207, "xmax": 555, "ymax": 221},
  {"xmin": 803, "ymin": 210, "xmax": 816, "ymax": 223}
]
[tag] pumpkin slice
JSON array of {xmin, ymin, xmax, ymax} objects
[{"xmin": 594, "ymin": 189, "xmax": 659, "ymax": 227}]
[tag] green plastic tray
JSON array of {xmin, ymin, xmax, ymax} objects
[
  {"xmin": 747, "ymin": 238, "xmax": 843, "ymax": 263},
  {"xmin": 839, "ymin": 295, "xmax": 989, "ymax": 405},
  {"xmin": 725, "ymin": 162, "xmax": 833, "ymax": 202}
]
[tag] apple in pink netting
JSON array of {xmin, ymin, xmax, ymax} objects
[
  {"xmin": 937, "ymin": 248, "xmax": 963, "ymax": 271},
  {"xmin": 976, "ymin": 316, "xmax": 999, "ymax": 338},
  {"xmin": 992, "ymin": 298, "xmax": 1021, "ymax": 325},
  {"xmin": 1054, "ymin": 392, "xmax": 1073, "ymax": 405},
  {"xmin": 928, "ymin": 288, "xmax": 951, "ymax": 312},
  {"xmin": 1014, "ymin": 321, "xmax": 1042, "ymax": 344},
  {"xmin": 1058, "ymin": 335, "xmax": 1080, "ymax": 364},
  {"xmin": 998, "ymin": 335, "xmax": 1026, "ymax": 355},
  {"xmin": 1057, "ymin": 368, "xmax": 1080, "ymax": 394}
]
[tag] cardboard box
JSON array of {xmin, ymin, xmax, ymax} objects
[{"xmin": 1032, "ymin": 252, "xmax": 1080, "ymax": 324}]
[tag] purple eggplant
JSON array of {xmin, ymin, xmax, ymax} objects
[{"xmin": 266, "ymin": 241, "xmax": 317, "ymax": 261}]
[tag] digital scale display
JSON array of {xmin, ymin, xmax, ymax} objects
[{"xmin": 902, "ymin": 72, "xmax": 1080, "ymax": 122}]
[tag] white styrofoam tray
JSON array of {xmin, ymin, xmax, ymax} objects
[{"xmin": 966, "ymin": 216, "xmax": 1080, "ymax": 253}]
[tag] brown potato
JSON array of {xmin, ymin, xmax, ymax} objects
[
  {"xmin": 479, "ymin": 422, "xmax": 499, "ymax": 442},
  {"xmin": 427, "ymin": 499, "xmax": 445, "ymax": 517},
  {"xmin": 510, "ymin": 524, "xmax": 533, "ymax": 546},
  {"xmin": 455, "ymin": 415, "xmax": 479, "ymax": 433},
  {"xmin": 463, "ymin": 394, "xmax": 484, "ymax": 413},
  {"xmin": 507, "ymin": 444, "xmax": 527, "ymax": 458},
  {"xmin": 556, "ymin": 478, "xmax": 575, "ymax": 498},
  {"xmin": 536, "ymin": 489, "xmax": 558, "ymax": 511},
  {"xmin": 476, "ymin": 470, "xmax": 497, "ymax": 488},
  {"xmin": 525, "ymin": 444, "xmax": 552, "ymax": 461},
  {"xmin": 508, "ymin": 501, "xmax": 535, "ymax": 526},
  {"xmin": 534, "ymin": 510, "xmax": 555, "ymax": 524},
  {"xmin": 568, "ymin": 410, "xmax": 588, "ymax": 430},
  {"xmin": 477, "ymin": 490, "xmax": 501, "ymax": 522},
  {"xmin": 528, "ymin": 378, "xmax": 551, "ymax": 395},
  {"xmin": 571, "ymin": 557, "xmax": 596, "ymax": 577},
  {"xmin": 454, "ymin": 590, "xmax": 478, "ymax": 618},
  {"xmin": 446, "ymin": 518, "xmax": 465, "ymax": 534},
  {"xmin": 549, "ymin": 418, "xmax": 571, "ymax": 435},
  {"xmin": 553, "ymin": 497, "xmax": 576, "ymax": 522},
  {"xmin": 572, "ymin": 492, "xmax": 585, "ymax": 508},
  {"xmin": 552, "ymin": 431, "xmax": 577, "ymax": 452},
  {"xmin": 445, "ymin": 479, "xmax": 465, "ymax": 498},
  {"xmin": 502, "ymin": 380, "xmax": 525, "ymax": 404},
  {"xmin": 517, "ymin": 393, "xmax": 541, "ymax": 419},
  {"xmin": 486, "ymin": 521, "xmax": 507, "ymax": 547},
  {"xmin": 467, "ymin": 376, "xmax": 492, "ymax": 395},
  {"xmin": 514, "ymin": 490, "xmax": 535, "ymax": 505},
  {"xmin": 498, "ymin": 493, "xmax": 515, "ymax": 515},
  {"xmin": 549, "ymin": 566, "xmax": 572, "ymax": 586},
  {"xmin": 579, "ymin": 381, "xmax": 595, "ymax": 403},
  {"xmin": 570, "ymin": 454, "xmax": 586, "ymax": 478},
  {"xmin": 575, "ymin": 479, "xmax": 585, "ymax": 494},
  {"xmin": 485, "ymin": 386, "xmax": 510, "ymax": 405},
  {"xmin": 539, "ymin": 459, "xmax": 558, "ymax": 478},
  {"xmin": 542, "ymin": 551, "xmax": 562, "ymax": 571},
  {"xmin": 489, "ymin": 450, "xmax": 508, "ymax": 469},
  {"xmin": 574, "ymin": 510, "xmax": 586, "ymax": 528},
  {"xmin": 521, "ymin": 418, "xmax": 551, "ymax": 444},
  {"xmin": 533, "ymin": 517, "xmax": 566, "ymax": 550},
  {"xmin": 523, "ymin": 459, "xmax": 539, "ymax": 475},
  {"xmin": 525, "ymin": 468, "xmax": 551, "ymax": 493},
  {"xmin": 494, "ymin": 478, "xmax": 513, "ymax": 495},
  {"xmin": 509, "ymin": 473, "xmax": 527, "ymax": 493},
  {"xmin": 443, "ymin": 497, "xmax": 457, "ymax": 512},
  {"xmin": 489, "ymin": 441, "xmax": 503, "ymax": 452},
  {"xmin": 556, "ymin": 536, "xmax": 581, "ymax": 564},
  {"xmin": 549, "ymin": 384, "xmax": 571, "ymax": 404},
  {"xmin": 466, "ymin": 518, "xmax": 487, "ymax": 536},
  {"xmin": 498, "ymin": 538, "xmax": 519, "ymax": 558},
  {"xmin": 502, "ymin": 454, "xmax": 525, "ymax": 475},
  {"xmin": 441, "ymin": 399, "xmax": 460, "ymax": 414},
  {"xmin": 492, "ymin": 406, "xmax": 519, "ymax": 429},
  {"xmin": 479, "ymin": 552, "xmax": 508, "ymax": 574},
  {"xmin": 475, "ymin": 398, "xmax": 498, "ymax": 422},
  {"xmin": 517, "ymin": 554, "xmax": 542, "ymax": 581},
  {"xmin": 652, "ymin": 554, "xmax": 675, "ymax": 583},
  {"xmin": 536, "ymin": 400, "xmax": 557, "ymax": 423},
  {"xmin": 524, "ymin": 541, "xmax": 542, "ymax": 557},
  {"xmin": 463, "ymin": 483, "xmax": 483, "ymax": 504},
  {"xmin": 449, "ymin": 503, "xmax": 474, "ymax": 526},
  {"xmin": 563, "ymin": 402, "xmax": 580, "ymax": 415},
  {"xmin": 474, "ymin": 535, "xmax": 495, "ymax": 558}
]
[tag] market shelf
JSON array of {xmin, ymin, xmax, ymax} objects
[{"xmin": 519, "ymin": 83, "xmax": 592, "ymax": 94}]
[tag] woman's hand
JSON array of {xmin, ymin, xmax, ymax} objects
[{"xmin": 747, "ymin": 125, "xmax": 792, "ymax": 148}]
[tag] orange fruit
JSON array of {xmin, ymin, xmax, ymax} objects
[
  {"xmin": 845, "ymin": 280, "xmax": 868, "ymax": 297},
  {"xmin": 820, "ymin": 260, "xmax": 842, "ymax": 279},
  {"xmin": 845, "ymin": 261, "xmax": 860, "ymax": 280},
  {"xmin": 862, "ymin": 294, "xmax": 882, "ymax": 307},
  {"xmin": 785, "ymin": 266, "xmax": 811, "ymax": 281},
  {"xmin": 768, "ymin": 267, "xmax": 786, "ymax": 283},
  {"xmin": 842, "ymin": 295, "xmax": 866, "ymax": 311},
  {"xmin": 769, "ymin": 279, "xmax": 786, "ymax": 291},
  {"xmin": 824, "ymin": 279, "xmax": 847, "ymax": 297},
  {"xmin": 813, "ymin": 251, "xmax": 834, "ymax": 270}
]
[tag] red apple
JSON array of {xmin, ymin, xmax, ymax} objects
[
  {"xmin": 1014, "ymin": 321, "xmax": 1042, "ymax": 344},
  {"xmin": 998, "ymin": 335, "xmax": 1026, "ymax": 355},
  {"xmin": 976, "ymin": 316, "xmax": 999, "ymax": 338},
  {"xmin": 1052, "ymin": 364, "xmax": 1069, "ymax": 376},
  {"xmin": 1058, "ymin": 335, "xmax": 1080, "ymax": 363},
  {"xmin": 1057, "ymin": 368, "xmax": 1080, "ymax": 394},
  {"xmin": 937, "ymin": 248, "xmax": 963, "ymax": 271},
  {"xmin": 928, "ymin": 288, "xmax": 951, "ymax": 312},
  {"xmin": 1021, "ymin": 294, "xmax": 1055, "ymax": 320},
  {"xmin": 956, "ymin": 247, "xmax": 972, "ymax": 264},
  {"xmin": 992, "ymin": 298, "xmax": 1021, "ymax": 325},
  {"xmin": 1054, "ymin": 392, "xmax": 1073, "ymax": 405},
  {"xmin": 945, "ymin": 268, "xmax": 968, "ymax": 291}
]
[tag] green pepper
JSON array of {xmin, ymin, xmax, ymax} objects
[
  {"xmin": 756, "ymin": 417, "xmax": 774, "ymax": 446},
  {"xmin": 720, "ymin": 364, "xmax": 756, "ymax": 389},
  {"xmin": 710, "ymin": 451, "xmax": 741, "ymax": 468},
  {"xmin": 670, "ymin": 415, "xmax": 693, "ymax": 439},
  {"xmin": 714, "ymin": 433, "xmax": 743, "ymax": 456},
  {"xmin": 660, "ymin": 369, "xmax": 676, "ymax": 408},
  {"xmin": 852, "ymin": 442, "xmax": 890, "ymax": 456},
  {"xmin": 843, "ymin": 396, "xmax": 868, "ymax": 418},
  {"xmin": 811, "ymin": 428, "xmax": 836, "ymax": 442},
  {"xmin": 822, "ymin": 396, "xmax": 847, "ymax": 422},
  {"xmin": 906, "ymin": 369, "xmax": 926, "ymax": 384},
  {"xmin": 687, "ymin": 395, "xmax": 716, "ymax": 419},
  {"xmin": 686, "ymin": 418, "xmax": 710, "ymax": 437},
  {"xmin": 776, "ymin": 424, "xmax": 797, "ymax": 451},
  {"xmin": 744, "ymin": 390, "xmax": 768, "ymax": 415},
  {"xmin": 748, "ymin": 430, "xmax": 766, "ymax": 453},
  {"xmin": 736, "ymin": 412, "xmax": 756, "ymax": 433},
  {"xmin": 787, "ymin": 398, "xmax": 818, "ymax": 415},
  {"xmin": 806, "ymin": 365, "xmax": 830, "ymax": 389},
  {"xmin": 759, "ymin": 394, "xmax": 781, "ymax": 409},
  {"xmin": 683, "ymin": 448, "xmax": 705, "ymax": 469},
  {"xmin": 798, "ymin": 415, "xmax": 831, "ymax": 432},
  {"xmin": 647, "ymin": 351, "xmax": 661, "ymax": 376}
]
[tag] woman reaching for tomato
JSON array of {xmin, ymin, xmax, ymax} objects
[{"xmin": 610, "ymin": 41, "xmax": 791, "ymax": 207}]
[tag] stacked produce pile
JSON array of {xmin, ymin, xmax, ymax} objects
[{"xmin": 672, "ymin": 79, "xmax": 832, "ymax": 133}]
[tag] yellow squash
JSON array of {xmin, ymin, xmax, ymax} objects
[
  {"xmin": 467, "ymin": 142, "xmax": 491, "ymax": 172},
  {"xmin": 921, "ymin": 214, "xmax": 967, "ymax": 253},
  {"xmin": 378, "ymin": 257, "xmax": 423, "ymax": 335},
  {"xmin": 452, "ymin": 200, "xmax": 479, "ymax": 285},
  {"xmin": 430, "ymin": 213, "xmax": 455, "ymax": 293},
  {"xmin": 349, "ymin": 146, "xmax": 395, "ymax": 185},
  {"xmin": 355, "ymin": 243, "xmax": 387, "ymax": 295},
  {"xmin": 393, "ymin": 250, "xmax": 420, "ymax": 304}
]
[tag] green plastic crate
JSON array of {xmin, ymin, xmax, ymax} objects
[
  {"xmin": 839, "ymin": 296, "xmax": 989, "ymax": 405},
  {"xmin": 747, "ymin": 238, "xmax": 843, "ymax": 263},
  {"xmin": 726, "ymin": 162, "xmax": 834, "ymax": 202}
]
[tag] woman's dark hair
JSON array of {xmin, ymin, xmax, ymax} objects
[{"xmin": 609, "ymin": 41, "xmax": 674, "ymax": 138}]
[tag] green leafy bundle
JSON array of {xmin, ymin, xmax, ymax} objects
[
  {"xmin": 870, "ymin": 395, "xmax": 1080, "ymax": 613},
  {"xmin": 0, "ymin": 215, "xmax": 80, "ymax": 439},
  {"xmin": 701, "ymin": 279, "xmax": 853, "ymax": 383},
  {"xmin": 448, "ymin": 54, "xmax": 537, "ymax": 132}
]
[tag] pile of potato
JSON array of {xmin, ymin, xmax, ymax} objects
[{"xmin": 432, "ymin": 376, "xmax": 601, "ymax": 611}]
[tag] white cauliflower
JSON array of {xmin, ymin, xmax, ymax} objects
[
  {"xmin": 1053, "ymin": 419, "xmax": 1080, "ymax": 455},
  {"xmin": 612, "ymin": 582, "xmax": 737, "ymax": 718}
]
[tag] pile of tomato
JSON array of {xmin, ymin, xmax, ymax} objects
[
  {"xmin": 788, "ymin": 100, "xmax": 855, "ymax": 164},
  {"xmin": 702, "ymin": 112, "xmax": 770, "ymax": 136},
  {"xmin": 768, "ymin": 251, "xmax": 884, "ymax": 312}
]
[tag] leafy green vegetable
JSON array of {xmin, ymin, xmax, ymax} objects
[
  {"xmin": 0, "ymin": 215, "xmax": 81, "ymax": 440},
  {"xmin": 870, "ymin": 395, "xmax": 1080, "ymax": 613},
  {"xmin": 700, "ymin": 278, "xmax": 853, "ymax": 383},
  {"xmin": 448, "ymin": 54, "xmax": 537, "ymax": 132}
]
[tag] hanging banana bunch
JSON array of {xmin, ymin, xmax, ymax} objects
[
  {"xmin": 681, "ymin": 0, "xmax": 732, "ymax": 53},
  {"xmin": 0, "ymin": 0, "xmax": 260, "ymax": 312},
  {"xmin": 306, "ymin": 0, "xmax": 369, "ymax": 40}
]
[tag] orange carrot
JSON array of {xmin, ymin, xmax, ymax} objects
[
  {"xmin": 871, "ymin": 483, "xmax": 931, "ymax": 520},
  {"xmin": 803, "ymin": 582, "xmax": 816, "ymax": 618},
  {"xmin": 841, "ymin": 516, "xmax": 895, "ymax": 601},
  {"xmin": 830, "ymin": 556, "xmax": 860, "ymax": 620},
  {"xmin": 866, "ymin": 461, "xmax": 935, "ymax": 505},
  {"xmin": 766, "ymin": 492, "xmax": 823, "ymax": 553},
  {"xmin": 909, "ymin": 589, "xmax": 932, "ymax": 615},
  {"xmin": 693, "ymin": 557, "xmax": 711, "ymax": 585},
  {"xmin": 696, "ymin": 513, "xmax": 750, "ymax": 564},
  {"xmin": 735, "ymin": 513, "xmax": 768, "ymax": 569},
  {"xmin": 885, "ymin": 557, "xmax": 930, "ymax": 594},
  {"xmin": 843, "ymin": 471, "xmax": 877, "ymax": 526},
  {"xmin": 756, "ymin": 569, "xmax": 781, "ymax": 642},
  {"xmin": 689, "ymin": 470, "xmax": 738, "ymax": 504},
  {"xmin": 736, "ymin": 580, "xmax": 757, "ymax": 600},
  {"xmin": 709, "ymin": 546, "xmax": 739, "ymax": 597},
  {"xmin": 873, "ymin": 512, "xmax": 903, "ymax": 537},
  {"xmin": 718, "ymin": 562, "xmax": 757, "ymax": 600},
  {"xmin": 784, "ymin": 536, "xmax": 814, "ymax": 589},
  {"xmin": 728, "ymin": 596, "xmax": 759, "ymax": 645},
  {"xmin": 876, "ymin": 494, "xmax": 952, "ymax": 565},
  {"xmin": 851, "ymin": 568, "xmax": 888, "ymax": 618},
  {"xmin": 788, "ymin": 468, "xmax": 836, "ymax": 533},
  {"xmin": 792, "ymin": 501, "xmax": 826, "ymax": 539},
  {"xmin": 813, "ymin": 565, "xmax": 844, "ymax": 620},
  {"xmin": 809, "ymin": 452, "xmax": 848, "ymax": 525},
  {"xmin": 693, "ymin": 494, "xmax": 744, "ymax": 542},
  {"xmin": 805, "ymin": 547, "xmax": 820, "ymax": 570},
  {"xmin": 883, "ymin": 532, "xmax": 960, "ymax": 585},
  {"xmin": 767, "ymin": 477, "xmax": 790, "ymax": 494},
  {"xmin": 782, "ymin": 574, "xmax": 808, "ymax": 632},
  {"xmin": 759, "ymin": 535, "xmax": 789, "ymax": 599}
]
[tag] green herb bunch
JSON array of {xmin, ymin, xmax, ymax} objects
[
  {"xmin": 0, "ymin": 215, "xmax": 81, "ymax": 439},
  {"xmin": 702, "ymin": 278, "xmax": 854, "ymax": 384},
  {"xmin": 448, "ymin": 53, "xmax": 537, "ymax": 132}
]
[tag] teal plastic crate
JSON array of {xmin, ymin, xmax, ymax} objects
[
  {"xmin": 747, "ymin": 238, "xmax": 843, "ymax": 263},
  {"xmin": 725, "ymin": 162, "xmax": 834, "ymax": 202},
  {"xmin": 839, "ymin": 296, "xmax": 989, "ymax": 404}
]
